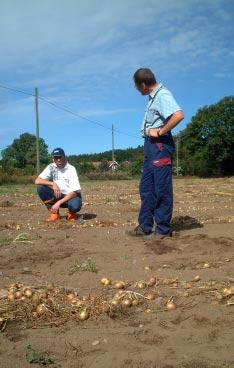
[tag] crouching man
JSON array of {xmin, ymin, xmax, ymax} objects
[{"xmin": 35, "ymin": 147, "xmax": 82, "ymax": 222}]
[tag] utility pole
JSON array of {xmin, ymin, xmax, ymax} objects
[
  {"xmin": 176, "ymin": 136, "xmax": 179, "ymax": 176},
  {"xmin": 112, "ymin": 124, "xmax": 115, "ymax": 163},
  {"xmin": 35, "ymin": 88, "xmax": 40, "ymax": 174}
]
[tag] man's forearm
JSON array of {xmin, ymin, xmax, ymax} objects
[
  {"xmin": 149, "ymin": 111, "xmax": 184, "ymax": 138},
  {"xmin": 35, "ymin": 177, "xmax": 53, "ymax": 187},
  {"xmin": 57, "ymin": 191, "xmax": 78, "ymax": 206},
  {"xmin": 160, "ymin": 111, "xmax": 184, "ymax": 135}
]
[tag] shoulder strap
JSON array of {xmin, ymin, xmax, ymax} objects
[{"xmin": 144, "ymin": 85, "xmax": 164, "ymax": 136}]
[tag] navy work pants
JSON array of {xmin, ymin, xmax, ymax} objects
[
  {"xmin": 138, "ymin": 134, "xmax": 174, "ymax": 235},
  {"xmin": 37, "ymin": 185, "xmax": 82, "ymax": 213}
]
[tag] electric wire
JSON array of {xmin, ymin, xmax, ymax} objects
[{"xmin": 0, "ymin": 83, "xmax": 139, "ymax": 139}]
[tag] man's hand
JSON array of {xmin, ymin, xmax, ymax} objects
[
  {"xmin": 52, "ymin": 182, "xmax": 61, "ymax": 198},
  {"xmin": 51, "ymin": 201, "xmax": 61, "ymax": 211},
  {"xmin": 148, "ymin": 128, "xmax": 161, "ymax": 138}
]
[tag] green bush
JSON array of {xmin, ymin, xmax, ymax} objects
[{"xmin": 0, "ymin": 170, "xmax": 35, "ymax": 185}]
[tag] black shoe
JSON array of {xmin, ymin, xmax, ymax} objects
[{"xmin": 127, "ymin": 225, "xmax": 152, "ymax": 237}]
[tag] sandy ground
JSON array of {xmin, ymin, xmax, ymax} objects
[{"xmin": 0, "ymin": 177, "xmax": 234, "ymax": 368}]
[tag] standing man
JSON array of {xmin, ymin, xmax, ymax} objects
[
  {"xmin": 129, "ymin": 68, "xmax": 184, "ymax": 238},
  {"xmin": 35, "ymin": 148, "xmax": 82, "ymax": 222}
]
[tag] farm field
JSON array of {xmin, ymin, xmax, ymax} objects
[{"xmin": 0, "ymin": 177, "xmax": 234, "ymax": 368}]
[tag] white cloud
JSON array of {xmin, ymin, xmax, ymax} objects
[{"xmin": 0, "ymin": 0, "xmax": 233, "ymax": 153}]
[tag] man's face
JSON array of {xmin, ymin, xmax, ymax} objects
[
  {"xmin": 53, "ymin": 155, "xmax": 66, "ymax": 168},
  {"xmin": 135, "ymin": 82, "xmax": 149, "ymax": 95}
]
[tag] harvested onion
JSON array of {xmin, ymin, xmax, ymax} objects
[
  {"xmin": 15, "ymin": 291, "xmax": 23, "ymax": 299},
  {"xmin": 101, "ymin": 278, "xmax": 108, "ymax": 285},
  {"xmin": 114, "ymin": 281, "xmax": 125, "ymax": 289},
  {"xmin": 147, "ymin": 277, "xmax": 156, "ymax": 287},
  {"xmin": 145, "ymin": 293, "xmax": 155, "ymax": 300},
  {"xmin": 111, "ymin": 299, "xmax": 119, "ymax": 306},
  {"xmin": 24, "ymin": 289, "xmax": 33, "ymax": 298},
  {"xmin": 36, "ymin": 303, "xmax": 47, "ymax": 315},
  {"xmin": 137, "ymin": 281, "xmax": 146, "ymax": 289},
  {"xmin": 166, "ymin": 301, "xmax": 176, "ymax": 310},
  {"xmin": 8, "ymin": 292, "xmax": 15, "ymax": 302},
  {"xmin": 122, "ymin": 299, "xmax": 132, "ymax": 308},
  {"xmin": 78, "ymin": 310, "xmax": 89, "ymax": 321}
]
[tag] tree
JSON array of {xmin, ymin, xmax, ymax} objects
[
  {"xmin": 178, "ymin": 96, "xmax": 234, "ymax": 176},
  {"xmin": 1, "ymin": 133, "xmax": 49, "ymax": 173},
  {"xmin": 99, "ymin": 158, "xmax": 109, "ymax": 172}
]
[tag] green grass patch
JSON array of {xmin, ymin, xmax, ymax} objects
[
  {"xmin": 26, "ymin": 344, "xmax": 56, "ymax": 366},
  {"xmin": 0, "ymin": 235, "xmax": 13, "ymax": 246},
  {"xmin": 69, "ymin": 258, "xmax": 98, "ymax": 274}
]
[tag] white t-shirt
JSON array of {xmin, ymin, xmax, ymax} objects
[{"xmin": 39, "ymin": 162, "xmax": 81, "ymax": 195}]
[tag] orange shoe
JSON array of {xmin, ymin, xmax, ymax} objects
[
  {"xmin": 46, "ymin": 212, "xmax": 60, "ymax": 222},
  {"xmin": 66, "ymin": 211, "xmax": 77, "ymax": 221}
]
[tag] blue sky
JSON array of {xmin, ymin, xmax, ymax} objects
[{"xmin": 0, "ymin": 0, "xmax": 233, "ymax": 156}]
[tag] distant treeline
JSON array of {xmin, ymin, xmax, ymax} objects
[
  {"xmin": 68, "ymin": 145, "xmax": 143, "ymax": 163},
  {"xmin": 1, "ymin": 96, "xmax": 234, "ymax": 181}
]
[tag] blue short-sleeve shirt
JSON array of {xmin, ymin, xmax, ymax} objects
[{"xmin": 141, "ymin": 83, "xmax": 182, "ymax": 137}]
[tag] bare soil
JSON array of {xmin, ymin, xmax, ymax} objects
[{"xmin": 0, "ymin": 177, "xmax": 234, "ymax": 368}]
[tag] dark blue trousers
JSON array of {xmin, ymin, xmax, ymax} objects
[
  {"xmin": 37, "ymin": 185, "xmax": 82, "ymax": 213},
  {"xmin": 138, "ymin": 134, "xmax": 174, "ymax": 235}
]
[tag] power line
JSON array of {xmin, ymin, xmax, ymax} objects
[
  {"xmin": 0, "ymin": 83, "xmax": 34, "ymax": 97},
  {"xmin": 0, "ymin": 83, "xmax": 139, "ymax": 139}
]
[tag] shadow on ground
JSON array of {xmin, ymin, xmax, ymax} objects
[{"xmin": 171, "ymin": 216, "xmax": 203, "ymax": 231}]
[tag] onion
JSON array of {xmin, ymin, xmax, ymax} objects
[
  {"xmin": 9, "ymin": 287, "xmax": 17, "ymax": 294},
  {"xmin": 104, "ymin": 279, "xmax": 111, "ymax": 286},
  {"xmin": 15, "ymin": 291, "xmax": 23, "ymax": 299},
  {"xmin": 121, "ymin": 298, "xmax": 132, "ymax": 308},
  {"xmin": 114, "ymin": 290, "xmax": 125, "ymax": 299},
  {"xmin": 78, "ymin": 310, "xmax": 89, "ymax": 321},
  {"xmin": 111, "ymin": 299, "xmax": 119, "ymax": 307},
  {"xmin": 145, "ymin": 308, "xmax": 151, "ymax": 313},
  {"xmin": 145, "ymin": 293, "xmax": 155, "ymax": 300},
  {"xmin": 147, "ymin": 277, "xmax": 156, "ymax": 287},
  {"xmin": 223, "ymin": 288, "xmax": 232, "ymax": 296},
  {"xmin": 166, "ymin": 301, "xmax": 176, "ymax": 310},
  {"xmin": 21, "ymin": 296, "xmax": 27, "ymax": 301},
  {"xmin": 137, "ymin": 281, "xmax": 146, "ymax": 289},
  {"xmin": 24, "ymin": 289, "xmax": 33, "ymax": 298},
  {"xmin": 114, "ymin": 281, "xmax": 125, "ymax": 289},
  {"xmin": 36, "ymin": 303, "xmax": 47, "ymax": 315},
  {"xmin": 101, "ymin": 278, "xmax": 108, "ymax": 285},
  {"xmin": 193, "ymin": 275, "xmax": 201, "ymax": 282},
  {"xmin": 8, "ymin": 292, "xmax": 15, "ymax": 302},
  {"xmin": 46, "ymin": 283, "xmax": 54, "ymax": 291}
]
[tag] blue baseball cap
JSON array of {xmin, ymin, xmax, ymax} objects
[{"xmin": 52, "ymin": 147, "xmax": 65, "ymax": 157}]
